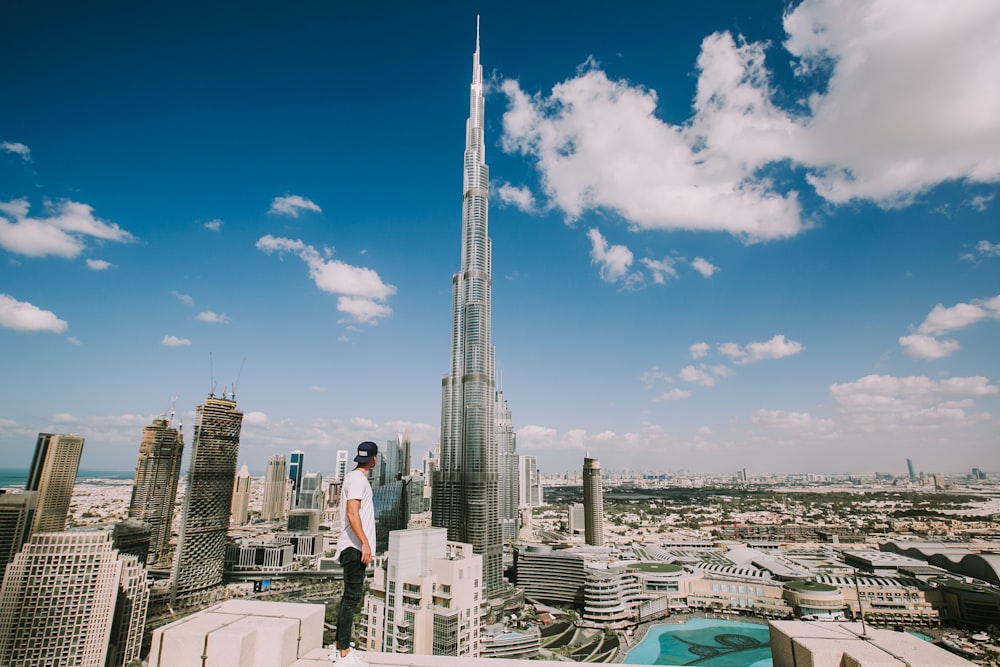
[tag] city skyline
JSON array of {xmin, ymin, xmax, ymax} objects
[{"xmin": 2, "ymin": 0, "xmax": 999, "ymax": 476}]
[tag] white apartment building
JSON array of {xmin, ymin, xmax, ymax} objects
[
  {"xmin": 0, "ymin": 530, "xmax": 148, "ymax": 667},
  {"xmin": 363, "ymin": 528, "xmax": 483, "ymax": 657}
]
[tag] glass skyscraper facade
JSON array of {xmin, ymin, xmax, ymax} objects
[
  {"xmin": 433, "ymin": 20, "xmax": 503, "ymax": 596},
  {"xmin": 170, "ymin": 394, "xmax": 243, "ymax": 607},
  {"xmin": 496, "ymin": 388, "xmax": 519, "ymax": 544},
  {"xmin": 289, "ymin": 449, "xmax": 304, "ymax": 506}
]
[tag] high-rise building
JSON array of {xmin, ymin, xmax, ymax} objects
[
  {"xmin": 496, "ymin": 388, "xmax": 519, "ymax": 544},
  {"xmin": 25, "ymin": 433, "xmax": 84, "ymax": 534},
  {"xmin": 376, "ymin": 432, "xmax": 412, "ymax": 491},
  {"xmin": 433, "ymin": 19, "xmax": 503, "ymax": 597},
  {"xmin": 170, "ymin": 393, "xmax": 244, "ymax": 607},
  {"xmin": 262, "ymin": 454, "xmax": 288, "ymax": 521},
  {"xmin": 363, "ymin": 528, "xmax": 483, "ymax": 657},
  {"xmin": 583, "ymin": 454, "xmax": 604, "ymax": 547},
  {"xmin": 518, "ymin": 455, "xmax": 542, "ymax": 508},
  {"xmin": 568, "ymin": 503, "xmax": 585, "ymax": 535},
  {"xmin": 127, "ymin": 416, "xmax": 184, "ymax": 564},
  {"xmin": 334, "ymin": 449, "xmax": 349, "ymax": 483},
  {"xmin": 0, "ymin": 530, "xmax": 148, "ymax": 667},
  {"xmin": 373, "ymin": 478, "xmax": 411, "ymax": 554},
  {"xmin": 906, "ymin": 458, "xmax": 916, "ymax": 481},
  {"xmin": 289, "ymin": 450, "xmax": 304, "ymax": 505},
  {"xmin": 112, "ymin": 519, "xmax": 152, "ymax": 566},
  {"xmin": 231, "ymin": 464, "xmax": 251, "ymax": 524},
  {"xmin": 0, "ymin": 491, "xmax": 36, "ymax": 584},
  {"xmin": 296, "ymin": 471, "xmax": 323, "ymax": 511}
]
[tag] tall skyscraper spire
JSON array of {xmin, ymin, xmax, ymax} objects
[{"xmin": 433, "ymin": 17, "xmax": 503, "ymax": 596}]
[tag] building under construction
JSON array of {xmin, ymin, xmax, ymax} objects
[{"xmin": 170, "ymin": 393, "xmax": 243, "ymax": 608}]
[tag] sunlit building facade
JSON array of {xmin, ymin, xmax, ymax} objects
[
  {"xmin": 262, "ymin": 454, "xmax": 288, "ymax": 521},
  {"xmin": 230, "ymin": 463, "xmax": 251, "ymax": 524},
  {"xmin": 0, "ymin": 531, "xmax": 148, "ymax": 667},
  {"xmin": 583, "ymin": 454, "xmax": 605, "ymax": 547},
  {"xmin": 433, "ymin": 19, "xmax": 503, "ymax": 597},
  {"xmin": 363, "ymin": 528, "xmax": 483, "ymax": 657},
  {"xmin": 26, "ymin": 433, "xmax": 84, "ymax": 534}
]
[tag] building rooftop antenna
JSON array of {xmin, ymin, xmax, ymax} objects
[
  {"xmin": 209, "ymin": 352, "xmax": 217, "ymax": 397},
  {"xmin": 232, "ymin": 358, "xmax": 246, "ymax": 400}
]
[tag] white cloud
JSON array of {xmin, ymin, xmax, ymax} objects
[
  {"xmin": 782, "ymin": 0, "xmax": 1000, "ymax": 205},
  {"xmin": 830, "ymin": 374, "xmax": 997, "ymax": 432},
  {"xmin": 242, "ymin": 411, "xmax": 269, "ymax": 426},
  {"xmin": 587, "ymin": 228, "xmax": 633, "ymax": 283},
  {"xmin": 654, "ymin": 388, "xmax": 691, "ymax": 402},
  {"xmin": 0, "ymin": 293, "xmax": 68, "ymax": 333},
  {"xmin": 501, "ymin": 69, "xmax": 803, "ymax": 243},
  {"xmin": 171, "ymin": 290, "xmax": 194, "ymax": 305},
  {"xmin": 161, "ymin": 335, "xmax": 192, "ymax": 347},
  {"xmin": 691, "ymin": 257, "xmax": 719, "ymax": 277},
  {"xmin": 1, "ymin": 141, "xmax": 30, "ymax": 160},
  {"xmin": 256, "ymin": 235, "xmax": 396, "ymax": 325},
  {"xmin": 901, "ymin": 293, "xmax": 1000, "ymax": 358},
  {"xmin": 500, "ymin": 0, "xmax": 1000, "ymax": 243},
  {"xmin": 515, "ymin": 425, "xmax": 588, "ymax": 452},
  {"xmin": 496, "ymin": 182, "xmax": 537, "ymax": 212},
  {"xmin": 67, "ymin": 336, "xmax": 80, "ymax": 345},
  {"xmin": 0, "ymin": 198, "xmax": 135, "ymax": 258},
  {"xmin": 196, "ymin": 310, "xmax": 230, "ymax": 324},
  {"xmin": 337, "ymin": 296, "xmax": 393, "ymax": 325},
  {"xmin": 899, "ymin": 334, "xmax": 962, "ymax": 360},
  {"xmin": 968, "ymin": 194, "xmax": 995, "ymax": 212},
  {"xmin": 52, "ymin": 412, "xmax": 78, "ymax": 423},
  {"xmin": 717, "ymin": 334, "xmax": 805, "ymax": 364},
  {"xmin": 85, "ymin": 259, "xmax": 111, "ymax": 271},
  {"xmin": 679, "ymin": 365, "xmax": 716, "ymax": 387},
  {"xmin": 204, "ymin": 219, "xmax": 223, "ymax": 232},
  {"xmin": 918, "ymin": 296, "xmax": 1000, "ymax": 335},
  {"xmin": 975, "ymin": 240, "xmax": 1000, "ymax": 257},
  {"xmin": 639, "ymin": 366, "xmax": 669, "ymax": 387},
  {"xmin": 268, "ymin": 195, "xmax": 321, "ymax": 217},
  {"xmin": 689, "ymin": 342, "xmax": 710, "ymax": 359},
  {"xmin": 641, "ymin": 257, "xmax": 678, "ymax": 284},
  {"xmin": 752, "ymin": 409, "xmax": 835, "ymax": 434},
  {"xmin": 310, "ymin": 386, "xmax": 329, "ymax": 393}
]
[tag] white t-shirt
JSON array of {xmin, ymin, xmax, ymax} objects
[{"xmin": 335, "ymin": 467, "xmax": 375, "ymax": 559}]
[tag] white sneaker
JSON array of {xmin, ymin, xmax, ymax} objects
[{"xmin": 337, "ymin": 648, "xmax": 368, "ymax": 667}]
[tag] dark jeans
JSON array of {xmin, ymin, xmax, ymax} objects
[{"xmin": 336, "ymin": 547, "xmax": 367, "ymax": 651}]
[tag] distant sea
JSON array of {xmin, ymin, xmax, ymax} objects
[{"xmin": 0, "ymin": 469, "xmax": 133, "ymax": 489}]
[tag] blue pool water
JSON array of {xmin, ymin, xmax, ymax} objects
[{"xmin": 624, "ymin": 617, "xmax": 773, "ymax": 667}]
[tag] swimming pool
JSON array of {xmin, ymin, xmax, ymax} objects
[{"xmin": 624, "ymin": 617, "xmax": 773, "ymax": 667}]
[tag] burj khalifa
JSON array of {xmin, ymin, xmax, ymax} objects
[{"xmin": 432, "ymin": 18, "xmax": 503, "ymax": 596}]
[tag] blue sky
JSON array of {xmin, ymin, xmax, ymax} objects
[{"xmin": 2, "ymin": 0, "xmax": 998, "ymax": 477}]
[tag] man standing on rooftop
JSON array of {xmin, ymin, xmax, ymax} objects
[{"xmin": 331, "ymin": 441, "xmax": 378, "ymax": 666}]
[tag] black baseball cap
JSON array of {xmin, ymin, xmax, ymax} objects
[{"xmin": 354, "ymin": 441, "xmax": 378, "ymax": 463}]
